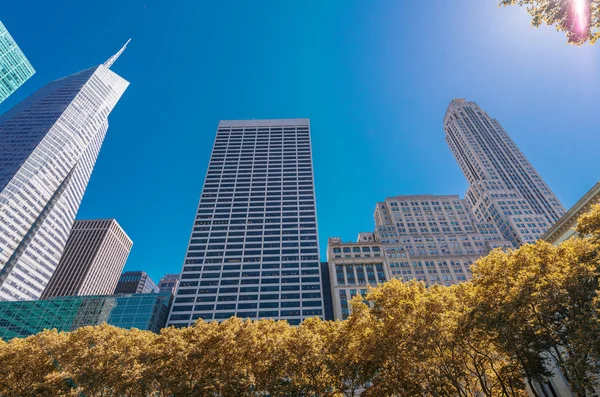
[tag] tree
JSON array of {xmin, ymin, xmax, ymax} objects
[
  {"xmin": 49, "ymin": 324, "xmax": 156, "ymax": 397},
  {"xmin": 500, "ymin": 0, "xmax": 600, "ymax": 45},
  {"xmin": 471, "ymin": 236, "xmax": 600, "ymax": 396},
  {"xmin": 324, "ymin": 301, "xmax": 377, "ymax": 397},
  {"xmin": 363, "ymin": 279, "xmax": 527, "ymax": 397},
  {"xmin": 0, "ymin": 329, "xmax": 76, "ymax": 397}
]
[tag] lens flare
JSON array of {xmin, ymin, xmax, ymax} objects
[{"xmin": 573, "ymin": 0, "xmax": 588, "ymax": 33}]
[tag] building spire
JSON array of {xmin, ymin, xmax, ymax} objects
[{"xmin": 104, "ymin": 39, "xmax": 131, "ymax": 69}]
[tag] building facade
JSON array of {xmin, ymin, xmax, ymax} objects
[
  {"xmin": 0, "ymin": 43, "xmax": 130, "ymax": 301},
  {"xmin": 327, "ymin": 195, "xmax": 513, "ymax": 320},
  {"xmin": 0, "ymin": 20, "xmax": 35, "ymax": 104},
  {"xmin": 168, "ymin": 119, "xmax": 324, "ymax": 327},
  {"xmin": 158, "ymin": 273, "xmax": 180, "ymax": 295},
  {"xmin": 0, "ymin": 292, "xmax": 171, "ymax": 340},
  {"xmin": 374, "ymin": 194, "xmax": 512, "ymax": 286},
  {"xmin": 327, "ymin": 234, "xmax": 390, "ymax": 320},
  {"xmin": 40, "ymin": 219, "xmax": 132, "ymax": 298},
  {"xmin": 443, "ymin": 99, "xmax": 565, "ymax": 247},
  {"xmin": 114, "ymin": 271, "xmax": 159, "ymax": 294}
]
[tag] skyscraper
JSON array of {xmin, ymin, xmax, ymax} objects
[
  {"xmin": 114, "ymin": 271, "xmax": 159, "ymax": 294},
  {"xmin": 0, "ymin": 20, "xmax": 35, "ymax": 104},
  {"xmin": 0, "ymin": 43, "xmax": 130, "ymax": 301},
  {"xmin": 158, "ymin": 274, "xmax": 180, "ymax": 295},
  {"xmin": 41, "ymin": 219, "xmax": 132, "ymax": 299},
  {"xmin": 168, "ymin": 119, "xmax": 324, "ymax": 327},
  {"xmin": 444, "ymin": 99, "xmax": 565, "ymax": 247}
]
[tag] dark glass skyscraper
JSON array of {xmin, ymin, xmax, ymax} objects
[{"xmin": 168, "ymin": 119, "xmax": 324, "ymax": 327}]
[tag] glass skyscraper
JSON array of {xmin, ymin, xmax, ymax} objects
[
  {"xmin": 168, "ymin": 119, "xmax": 324, "ymax": 327},
  {"xmin": 0, "ymin": 20, "xmax": 35, "ymax": 104},
  {"xmin": 0, "ymin": 43, "xmax": 130, "ymax": 301},
  {"xmin": 0, "ymin": 293, "xmax": 171, "ymax": 340},
  {"xmin": 444, "ymin": 99, "xmax": 565, "ymax": 246}
]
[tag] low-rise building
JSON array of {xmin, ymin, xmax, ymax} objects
[
  {"xmin": 327, "ymin": 235, "xmax": 390, "ymax": 320},
  {"xmin": 0, "ymin": 292, "xmax": 171, "ymax": 340}
]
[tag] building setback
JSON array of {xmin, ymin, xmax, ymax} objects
[
  {"xmin": 0, "ymin": 292, "xmax": 171, "ymax": 340},
  {"xmin": 114, "ymin": 271, "xmax": 159, "ymax": 294},
  {"xmin": 0, "ymin": 20, "xmax": 35, "ymax": 104},
  {"xmin": 168, "ymin": 119, "xmax": 324, "ymax": 327},
  {"xmin": 444, "ymin": 99, "xmax": 565, "ymax": 247},
  {"xmin": 0, "ymin": 42, "xmax": 129, "ymax": 301},
  {"xmin": 41, "ymin": 219, "xmax": 132, "ymax": 298},
  {"xmin": 328, "ymin": 195, "xmax": 512, "ymax": 320}
]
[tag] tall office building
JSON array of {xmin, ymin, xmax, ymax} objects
[
  {"xmin": 41, "ymin": 219, "xmax": 132, "ymax": 298},
  {"xmin": 0, "ymin": 42, "xmax": 130, "ymax": 301},
  {"xmin": 114, "ymin": 271, "xmax": 159, "ymax": 294},
  {"xmin": 158, "ymin": 273, "xmax": 180, "ymax": 295},
  {"xmin": 168, "ymin": 119, "xmax": 324, "ymax": 327},
  {"xmin": 444, "ymin": 99, "xmax": 565, "ymax": 246},
  {"xmin": 0, "ymin": 20, "xmax": 35, "ymax": 104}
]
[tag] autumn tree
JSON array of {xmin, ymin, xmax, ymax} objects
[
  {"xmin": 0, "ymin": 330, "xmax": 71, "ymax": 397},
  {"xmin": 471, "ymin": 221, "xmax": 600, "ymax": 396},
  {"xmin": 500, "ymin": 0, "xmax": 600, "ymax": 45},
  {"xmin": 363, "ymin": 279, "xmax": 527, "ymax": 397}
]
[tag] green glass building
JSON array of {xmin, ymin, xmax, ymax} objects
[
  {"xmin": 0, "ymin": 20, "xmax": 35, "ymax": 104},
  {"xmin": 0, "ymin": 293, "xmax": 171, "ymax": 340}
]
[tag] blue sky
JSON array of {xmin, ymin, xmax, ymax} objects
[{"xmin": 2, "ymin": 1, "xmax": 599, "ymax": 283}]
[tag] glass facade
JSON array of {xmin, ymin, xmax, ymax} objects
[
  {"xmin": 0, "ymin": 20, "xmax": 35, "ymax": 104},
  {"xmin": 168, "ymin": 119, "xmax": 324, "ymax": 327},
  {"xmin": 0, "ymin": 293, "xmax": 171, "ymax": 340},
  {"xmin": 0, "ymin": 51, "xmax": 128, "ymax": 301}
]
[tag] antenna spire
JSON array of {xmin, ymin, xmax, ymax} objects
[{"xmin": 104, "ymin": 39, "xmax": 131, "ymax": 69}]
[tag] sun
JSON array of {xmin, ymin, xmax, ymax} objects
[{"xmin": 573, "ymin": 0, "xmax": 588, "ymax": 33}]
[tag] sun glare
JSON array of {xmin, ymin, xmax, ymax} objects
[{"xmin": 573, "ymin": 0, "xmax": 588, "ymax": 33}]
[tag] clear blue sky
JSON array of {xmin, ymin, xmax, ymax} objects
[{"xmin": 2, "ymin": 1, "xmax": 599, "ymax": 283}]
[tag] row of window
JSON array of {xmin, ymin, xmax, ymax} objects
[
  {"xmin": 331, "ymin": 246, "xmax": 381, "ymax": 254},
  {"xmin": 170, "ymin": 309, "xmax": 322, "ymax": 324},
  {"xmin": 176, "ymin": 292, "xmax": 320, "ymax": 302}
]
